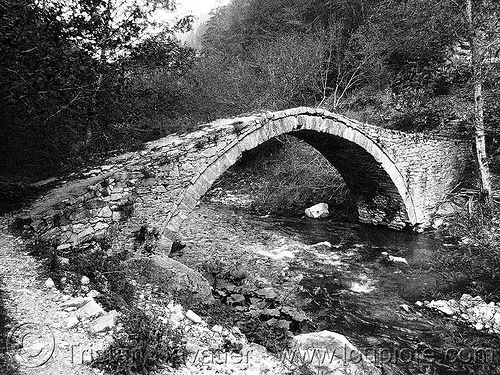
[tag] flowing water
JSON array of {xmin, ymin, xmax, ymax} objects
[{"xmin": 179, "ymin": 203, "xmax": 499, "ymax": 374}]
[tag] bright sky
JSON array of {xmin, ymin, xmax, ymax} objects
[
  {"xmin": 151, "ymin": 0, "xmax": 229, "ymax": 40},
  {"xmin": 175, "ymin": 0, "xmax": 230, "ymax": 17},
  {"xmin": 169, "ymin": 0, "xmax": 231, "ymax": 44}
]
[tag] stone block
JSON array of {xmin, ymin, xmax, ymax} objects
[
  {"xmin": 91, "ymin": 310, "xmax": 118, "ymax": 333},
  {"xmin": 76, "ymin": 299, "xmax": 104, "ymax": 319},
  {"xmin": 94, "ymin": 222, "xmax": 109, "ymax": 232},
  {"xmin": 98, "ymin": 206, "xmax": 112, "ymax": 218}
]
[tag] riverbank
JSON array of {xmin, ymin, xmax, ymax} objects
[
  {"xmin": 3, "ymin": 197, "xmax": 500, "ymax": 374},
  {"xmin": 0, "ymin": 207, "xmax": 386, "ymax": 375}
]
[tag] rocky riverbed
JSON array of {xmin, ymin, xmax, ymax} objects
[{"xmin": 176, "ymin": 201, "xmax": 500, "ymax": 374}]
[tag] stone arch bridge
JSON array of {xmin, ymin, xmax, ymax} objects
[{"xmin": 26, "ymin": 107, "xmax": 471, "ymax": 252}]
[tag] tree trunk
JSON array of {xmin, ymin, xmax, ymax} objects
[
  {"xmin": 84, "ymin": 0, "xmax": 113, "ymax": 150},
  {"xmin": 467, "ymin": 0, "xmax": 492, "ymax": 204},
  {"xmin": 85, "ymin": 71, "xmax": 103, "ymax": 147}
]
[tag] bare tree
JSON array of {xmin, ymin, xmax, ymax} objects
[{"xmin": 316, "ymin": 24, "xmax": 368, "ymax": 110}]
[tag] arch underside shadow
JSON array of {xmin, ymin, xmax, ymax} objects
[
  {"xmin": 161, "ymin": 115, "xmax": 417, "ymax": 244},
  {"xmin": 292, "ymin": 130, "xmax": 410, "ymax": 228}
]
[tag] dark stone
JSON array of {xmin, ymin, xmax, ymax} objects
[
  {"xmin": 229, "ymin": 266, "xmax": 248, "ymax": 281},
  {"xmin": 228, "ymin": 294, "xmax": 245, "ymax": 305},
  {"xmin": 84, "ymin": 200, "xmax": 107, "ymax": 210},
  {"xmin": 126, "ymin": 255, "xmax": 213, "ymax": 301}
]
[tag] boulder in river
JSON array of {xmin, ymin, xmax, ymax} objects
[
  {"xmin": 381, "ymin": 252, "xmax": 408, "ymax": 266},
  {"xmin": 305, "ymin": 203, "xmax": 329, "ymax": 219}
]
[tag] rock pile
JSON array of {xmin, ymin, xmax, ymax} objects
[
  {"xmin": 422, "ymin": 294, "xmax": 500, "ymax": 334},
  {"xmin": 48, "ymin": 274, "xmax": 380, "ymax": 375},
  {"xmin": 59, "ymin": 293, "xmax": 118, "ymax": 334},
  {"xmin": 209, "ymin": 275, "xmax": 309, "ymax": 333},
  {"xmin": 147, "ymin": 301, "xmax": 287, "ymax": 375},
  {"xmin": 156, "ymin": 302, "xmax": 380, "ymax": 375}
]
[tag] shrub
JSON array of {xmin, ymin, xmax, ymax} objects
[
  {"xmin": 63, "ymin": 243, "xmax": 136, "ymax": 310},
  {"xmin": 432, "ymin": 199, "xmax": 500, "ymax": 302},
  {"xmin": 92, "ymin": 308, "xmax": 187, "ymax": 374},
  {"xmin": 0, "ymin": 180, "xmax": 42, "ymax": 214},
  {"xmin": 237, "ymin": 315, "xmax": 293, "ymax": 354},
  {"xmin": 133, "ymin": 225, "xmax": 160, "ymax": 255},
  {"xmin": 26, "ymin": 237, "xmax": 135, "ymax": 310},
  {"xmin": 0, "ymin": 283, "xmax": 20, "ymax": 375}
]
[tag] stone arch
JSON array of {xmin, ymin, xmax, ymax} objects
[{"xmin": 161, "ymin": 112, "xmax": 417, "ymax": 243}]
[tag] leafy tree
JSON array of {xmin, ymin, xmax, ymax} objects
[
  {"xmin": 0, "ymin": 0, "xmax": 91, "ymax": 176},
  {"xmin": 353, "ymin": 0, "xmax": 457, "ymax": 95},
  {"xmin": 463, "ymin": 0, "xmax": 500, "ymax": 203},
  {"xmin": 197, "ymin": 0, "xmax": 382, "ymax": 114},
  {"xmin": 0, "ymin": 0, "xmax": 195, "ymax": 180},
  {"xmin": 61, "ymin": 0, "xmax": 178, "ymax": 147},
  {"xmin": 247, "ymin": 32, "xmax": 325, "ymax": 108},
  {"xmin": 317, "ymin": 22, "xmax": 373, "ymax": 109},
  {"xmin": 119, "ymin": 32, "xmax": 198, "ymax": 140},
  {"xmin": 202, "ymin": 0, "xmax": 378, "ymax": 56}
]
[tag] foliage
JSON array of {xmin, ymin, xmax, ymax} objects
[
  {"xmin": 91, "ymin": 307, "xmax": 187, "ymax": 374},
  {"xmin": 133, "ymin": 224, "xmax": 160, "ymax": 255},
  {"xmin": 62, "ymin": 245, "xmax": 132, "ymax": 309},
  {"xmin": 367, "ymin": 1, "xmax": 456, "ymax": 69},
  {"xmin": 0, "ymin": 276, "xmax": 20, "ymax": 375},
  {"xmin": 196, "ymin": 0, "xmax": 383, "ymax": 114},
  {"xmin": 193, "ymin": 31, "xmax": 325, "ymax": 115},
  {"xmin": 237, "ymin": 315, "xmax": 293, "ymax": 354},
  {"xmin": 347, "ymin": 1, "xmax": 460, "ymax": 114},
  {"xmin": 0, "ymin": 0, "xmax": 194, "ymax": 181},
  {"xmin": 1, "ymin": 0, "xmax": 90, "ymax": 177},
  {"xmin": 431, "ymin": 331, "xmax": 500, "ymax": 375},
  {"xmin": 202, "ymin": 0, "xmax": 377, "ymax": 58},
  {"xmin": 26, "ymin": 238, "xmax": 136, "ymax": 310},
  {"xmin": 433, "ymin": 199, "xmax": 500, "ymax": 302},
  {"xmin": 62, "ymin": 0, "xmax": 177, "ymax": 60},
  {"xmin": 0, "ymin": 180, "xmax": 45, "ymax": 214},
  {"xmin": 67, "ymin": 243, "xmax": 136, "ymax": 310}
]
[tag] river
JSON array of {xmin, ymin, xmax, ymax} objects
[{"xmin": 177, "ymin": 202, "xmax": 499, "ymax": 375}]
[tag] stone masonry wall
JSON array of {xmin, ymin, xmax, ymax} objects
[{"xmin": 23, "ymin": 107, "xmax": 472, "ymax": 253}]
